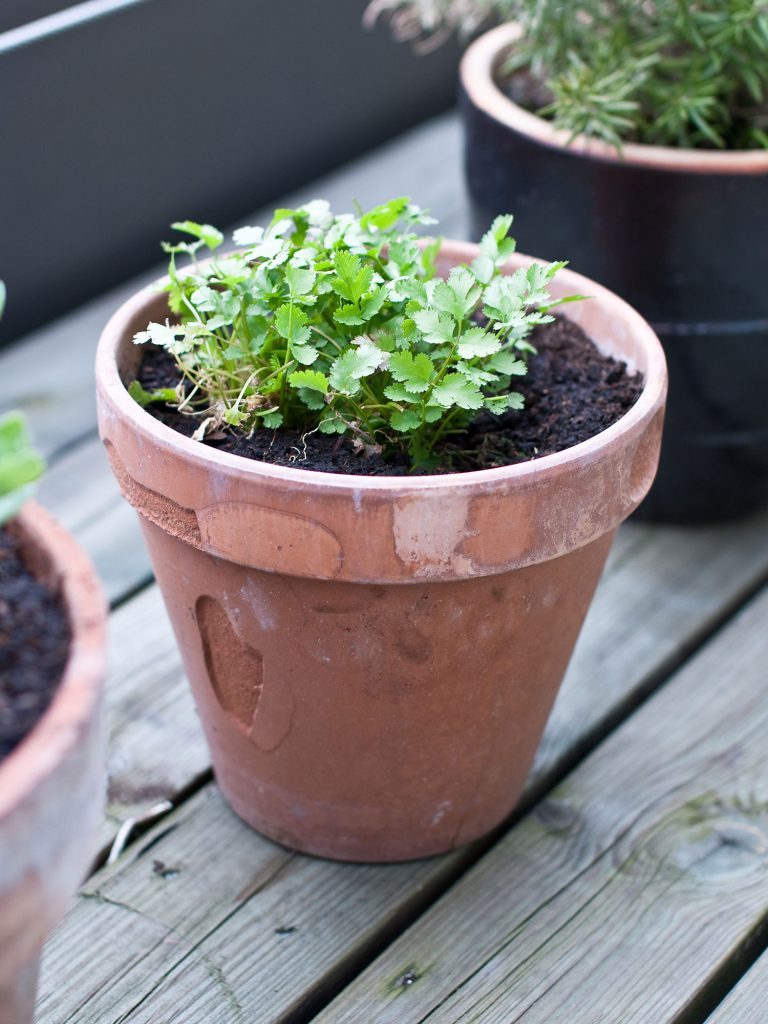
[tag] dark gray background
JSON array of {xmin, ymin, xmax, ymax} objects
[{"xmin": 0, "ymin": 0, "xmax": 458, "ymax": 344}]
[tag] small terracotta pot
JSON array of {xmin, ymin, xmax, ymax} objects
[
  {"xmin": 460, "ymin": 24, "xmax": 768, "ymax": 523},
  {"xmin": 0, "ymin": 503, "xmax": 106, "ymax": 1024},
  {"xmin": 96, "ymin": 242, "xmax": 666, "ymax": 862}
]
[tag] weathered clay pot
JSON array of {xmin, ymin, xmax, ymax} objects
[
  {"xmin": 96, "ymin": 242, "xmax": 666, "ymax": 862},
  {"xmin": 0, "ymin": 503, "xmax": 106, "ymax": 1024},
  {"xmin": 461, "ymin": 23, "xmax": 768, "ymax": 524}
]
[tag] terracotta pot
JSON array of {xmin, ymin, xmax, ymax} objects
[
  {"xmin": 0, "ymin": 503, "xmax": 106, "ymax": 1024},
  {"xmin": 460, "ymin": 23, "xmax": 768, "ymax": 524},
  {"xmin": 96, "ymin": 242, "xmax": 666, "ymax": 862}
]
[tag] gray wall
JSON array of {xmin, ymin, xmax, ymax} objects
[{"xmin": 0, "ymin": 0, "xmax": 459, "ymax": 344}]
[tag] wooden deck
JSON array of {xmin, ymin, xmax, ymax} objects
[{"xmin": 5, "ymin": 111, "xmax": 768, "ymax": 1024}]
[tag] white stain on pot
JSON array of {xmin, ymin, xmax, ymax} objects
[
  {"xmin": 239, "ymin": 578, "xmax": 277, "ymax": 631},
  {"xmin": 393, "ymin": 495, "xmax": 475, "ymax": 578},
  {"xmin": 432, "ymin": 800, "xmax": 452, "ymax": 825}
]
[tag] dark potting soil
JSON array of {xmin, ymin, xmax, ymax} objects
[
  {"xmin": 137, "ymin": 316, "xmax": 643, "ymax": 475},
  {"xmin": 0, "ymin": 528, "xmax": 70, "ymax": 762},
  {"xmin": 497, "ymin": 66, "xmax": 556, "ymax": 115}
]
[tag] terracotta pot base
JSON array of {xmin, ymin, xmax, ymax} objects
[{"xmin": 142, "ymin": 517, "xmax": 615, "ymax": 861}]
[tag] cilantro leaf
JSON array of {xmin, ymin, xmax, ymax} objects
[
  {"xmin": 171, "ymin": 221, "xmax": 224, "ymax": 250},
  {"xmin": 457, "ymin": 327, "xmax": 501, "ymax": 359},
  {"xmin": 288, "ymin": 369, "xmax": 329, "ymax": 393},
  {"xmin": 274, "ymin": 304, "xmax": 312, "ymax": 346},
  {"xmin": 329, "ymin": 348, "xmax": 381, "ymax": 393},
  {"xmin": 360, "ymin": 196, "xmax": 410, "ymax": 232},
  {"xmin": 390, "ymin": 409, "xmax": 423, "ymax": 432},
  {"xmin": 331, "ymin": 251, "xmax": 374, "ymax": 304},
  {"xmin": 431, "ymin": 374, "xmax": 485, "ymax": 410},
  {"xmin": 388, "ymin": 351, "xmax": 435, "ymax": 393},
  {"xmin": 411, "ymin": 308, "xmax": 455, "ymax": 345}
]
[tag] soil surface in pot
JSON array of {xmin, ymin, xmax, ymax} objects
[
  {"xmin": 498, "ymin": 66, "xmax": 555, "ymax": 114},
  {"xmin": 136, "ymin": 317, "xmax": 643, "ymax": 475},
  {"xmin": 0, "ymin": 528, "xmax": 70, "ymax": 761}
]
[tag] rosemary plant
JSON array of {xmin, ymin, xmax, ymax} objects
[{"xmin": 367, "ymin": 0, "xmax": 768, "ymax": 149}]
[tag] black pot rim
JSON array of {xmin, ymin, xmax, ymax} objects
[{"xmin": 461, "ymin": 23, "xmax": 768, "ymax": 176}]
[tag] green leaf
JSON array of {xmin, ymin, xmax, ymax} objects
[
  {"xmin": 261, "ymin": 411, "xmax": 284, "ymax": 429},
  {"xmin": 489, "ymin": 214, "xmax": 514, "ymax": 245},
  {"xmin": 205, "ymin": 314, "xmax": 233, "ymax": 332},
  {"xmin": 329, "ymin": 348, "xmax": 380, "ymax": 393},
  {"xmin": 331, "ymin": 251, "xmax": 374, "ymax": 304},
  {"xmin": 286, "ymin": 266, "xmax": 317, "ymax": 297},
  {"xmin": 171, "ymin": 220, "xmax": 224, "ymax": 250},
  {"xmin": 431, "ymin": 267, "xmax": 482, "ymax": 320},
  {"xmin": 360, "ymin": 196, "xmax": 410, "ymax": 232},
  {"xmin": 360, "ymin": 288, "xmax": 386, "ymax": 321},
  {"xmin": 457, "ymin": 363, "xmax": 499, "ymax": 387},
  {"xmin": 383, "ymin": 383, "xmax": 420, "ymax": 404},
  {"xmin": 457, "ymin": 327, "xmax": 501, "ymax": 359},
  {"xmin": 128, "ymin": 380, "xmax": 178, "ymax": 408},
  {"xmin": 388, "ymin": 351, "xmax": 435, "ymax": 393},
  {"xmin": 431, "ymin": 374, "xmax": 484, "ymax": 410},
  {"xmin": 482, "ymin": 274, "xmax": 527, "ymax": 322},
  {"xmin": 485, "ymin": 392, "xmax": 524, "ymax": 413},
  {"xmin": 288, "ymin": 369, "xmax": 328, "ymax": 394},
  {"xmin": 390, "ymin": 409, "xmax": 423, "ymax": 432},
  {"xmin": 318, "ymin": 413, "xmax": 347, "ymax": 435},
  {"xmin": 274, "ymin": 304, "xmax": 312, "ymax": 345},
  {"xmin": 190, "ymin": 285, "xmax": 218, "ymax": 311},
  {"xmin": 223, "ymin": 408, "xmax": 246, "ymax": 427},
  {"xmin": 477, "ymin": 215, "xmax": 516, "ymax": 272},
  {"xmin": 297, "ymin": 388, "xmax": 326, "ymax": 410},
  {"xmin": 0, "ymin": 411, "xmax": 44, "ymax": 523},
  {"xmin": 411, "ymin": 308, "xmax": 455, "ymax": 345},
  {"xmin": 488, "ymin": 351, "xmax": 528, "ymax": 375},
  {"xmin": 291, "ymin": 344, "xmax": 319, "ymax": 366},
  {"xmin": 333, "ymin": 304, "xmax": 366, "ymax": 326},
  {"xmin": 471, "ymin": 255, "xmax": 495, "ymax": 285}
]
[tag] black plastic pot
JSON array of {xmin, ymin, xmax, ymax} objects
[{"xmin": 460, "ymin": 24, "xmax": 768, "ymax": 524}]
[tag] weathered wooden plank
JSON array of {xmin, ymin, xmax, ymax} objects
[
  {"xmin": 99, "ymin": 585, "xmax": 209, "ymax": 849},
  {"xmin": 0, "ymin": 112, "xmax": 463, "ymax": 458},
  {"xmin": 316, "ymin": 585, "xmax": 768, "ymax": 1024},
  {"xmin": 36, "ymin": 434, "xmax": 151, "ymax": 604},
  {"xmin": 707, "ymin": 951, "xmax": 768, "ymax": 1024},
  {"xmin": 37, "ymin": 508, "xmax": 768, "ymax": 1022},
  {"xmin": 37, "ymin": 786, "xmax": 448, "ymax": 1024}
]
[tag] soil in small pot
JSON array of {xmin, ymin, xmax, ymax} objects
[
  {"xmin": 0, "ymin": 528, "xmax": 70, "ymax": 761},
  {"xmin": 136, "ymin": 317, "xmax": 643, "ymax": 475},
  {"xmin": 498, "ymin": 66, "xmax": 555, "ymax": 115}
]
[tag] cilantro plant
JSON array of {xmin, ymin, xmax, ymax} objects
[
  {"xmin": 132, "ymin": 199, "xmax": 576, "ymax": 470},
  {"xmin": 0, "ymin": 282, "xmax": 45, "ymax": 524},
  {"xmin": 367, "ymin": 0, "xmax": 768, "ymax": 150}
]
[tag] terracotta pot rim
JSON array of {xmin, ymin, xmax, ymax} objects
[
  {"xmin": 97, "ymin": 242, "xmax": 666, "ymax": 496},
  {"xmin": 461, "ymin": 23, "xmax": 768, "ymax": 176},
  {"xmin": 0, "ymin": 503, "xmax": 106, "ymax": 822}
]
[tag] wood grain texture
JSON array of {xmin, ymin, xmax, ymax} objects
[
  {"xmin": 707, "ymin": 950, "xmax": 768, "ymax": 1024},
  {"xmin": 37, "ymin": 508, "xmax": 768, "ymax": 1023},
  {"xmin": 36, "ymin": 434, "xmax": 151, "ymax": 603},
  {"xmin": 99, "ymin": 585, "xmax": 209, "ymax": 848},
  {"xmin": 317, "ymin": 586, "xmax": 768, "ymax": 1024}
]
